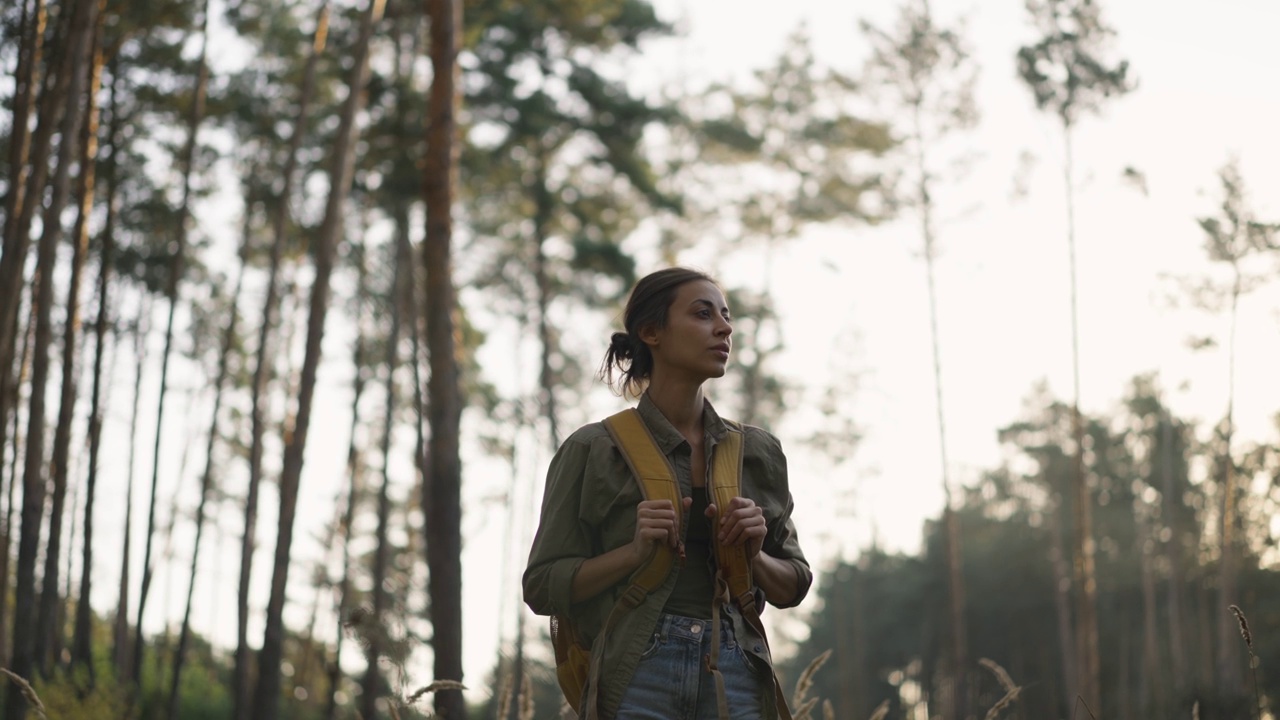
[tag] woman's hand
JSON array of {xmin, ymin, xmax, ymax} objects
[
  {"xmin": 630, "ymin": 497, "xmax": 694, "ymax": 564},
  {"xmin": 707, "ymin": 496, "xmax": 767, "ymax": 559}
]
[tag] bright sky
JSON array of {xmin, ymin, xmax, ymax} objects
[{"xmin": 76, "ymin": 0, "xmax": 1280, "ymax": 710}]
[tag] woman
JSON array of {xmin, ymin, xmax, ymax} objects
[{"xmin": 524, "ymin": 267, "xmax": 811, "ymax": 719}]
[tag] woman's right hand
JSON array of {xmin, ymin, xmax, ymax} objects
[{"xmin": 630, "ymin": 497, "xmax": 693, "ymax": 565}]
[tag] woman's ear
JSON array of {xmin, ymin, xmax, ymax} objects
[{"xmin": 637, "ymin": 322, "xmax": 660, "ymax": 349}]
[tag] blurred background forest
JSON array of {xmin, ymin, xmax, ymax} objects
[{"xmin": 1, "ymin": 0, "xmax": 1279, "ymax": 718}]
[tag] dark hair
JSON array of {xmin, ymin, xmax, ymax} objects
[{"xmin": 601, "ymin": 267, "xmax": 717, "ymax": 397}]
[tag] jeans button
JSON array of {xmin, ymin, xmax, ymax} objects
[{"xmin": 690, "ymin": 623, "xmax": 702, "ymax": 634}]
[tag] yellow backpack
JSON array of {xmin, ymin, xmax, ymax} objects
[{"xmin": 550, "ymin": 409, "xmax": 793, "ymax": 720}]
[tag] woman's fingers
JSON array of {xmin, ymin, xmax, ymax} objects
[
  {"xmin": 715, "ymin": 497, "xmax": 767, "ymax": 550},
  {"xmin": 636, "ymin": 500, "xmax": 681, "ymax": 548}
]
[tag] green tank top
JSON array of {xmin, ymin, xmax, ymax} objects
[{"xmin": 662, "ymin": 487, "xmax": 715, "ymax": 618}]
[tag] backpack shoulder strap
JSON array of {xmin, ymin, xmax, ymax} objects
[
  {"xmin": 602, "ymin": 408, "xmax": 681, "ymax": 596},
  {"xmin": 709, "ymin": 420, "xmax": 795, "ymax": 720},
  {"xmin": 581, "ymin": 409, "xmax": 682, "ymax": 719},
  {"xmin": 710, "ymin": 422, "xmax": 754, "ymax": 609}
]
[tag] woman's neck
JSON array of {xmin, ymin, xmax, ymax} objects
[{"xmin": 645, "ymin": 376, "xmax": 705, "ymax": 438}]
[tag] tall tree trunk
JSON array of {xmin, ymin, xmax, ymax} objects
[
  {"xmin": 0, "ymin": 0, "xmax": 62, "ymax": 444},
  {"xmin": 325, "ymin": 243, "xmax": 369, "ymax": 720},
  {"xmin": 0, "ymin": 311, "xmax": 36, "ymax": 670},
  {"xmin": 251, "ymin": 2, "xmax": 380, "ymax": 717},
  {"xmin": 7, "ymin": 1, "xmax": 95, "ymax": 713},
  {"xmin": 424, "ymin": 0, "xmax": 465, "ymax": 715},
  {"xmin": 1046, "ymin": 495, "xmax": 1077, "ymax": 711},
  {"xmin": 37, "ymin": 2, "xmax": 104, "ymax": 676},
  {"xmin": 133, "ymin": 0, "xmax": 211, "ymax": 685},
  {"xmin": 71, "ymin": 35, "xmax": 115, "ymax": 679},
  {"xmin": 913, "ymin": 96, "xmax": 967, "ymax": 720},
  {"xmin": 1, "ymin": 0, "xmax": 44, "ymax": 237},
  {"xmin": 114, "ymin": 295, "xmax": 151, "ymax": 680},
  {"xmin": 1062, "ymin": 122, "xmax": 1101, "ymax": 714},
  {"xmin": 1139, "ymin": 527, "xmax": 1162, "ymax": 718},
  {"xmin": 0, "ymin": 0, "xmax": 46, "ymax": 512},
  {"xmin": 168, "ymin": 190, "xmax": 254, "ymax": 719},
  {"xmin": 233, "ymin": 8, "xmax": 328, "ymax": 717},
  {"xmin": 1160, "ymin": 409, "xmax": 1188, "ymax": 691},
  {"xmin": 532, "ymin": 153, "xmax": 559, "ymax": 450},
  {"xmin": 362, "ymin": 232, "xmax": 404, "ymax": 720},
  {"xmin": 1216, "ymin": 275, "xmax": 1242, "ymax": 695}
]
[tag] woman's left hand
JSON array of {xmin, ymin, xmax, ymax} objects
[{"xmin": 707, "ymin": 496, "xmax": 767, "ymax": 559}]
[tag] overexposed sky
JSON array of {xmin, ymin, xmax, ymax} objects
[{"xmin": 76, "ymin": 0, "xmax": 1280, "ymax": 709}]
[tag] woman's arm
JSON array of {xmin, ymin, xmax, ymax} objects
[
  {"xmin": 712, "ymin": 496, "xmax": 801, "ymax": 606},
  {"xmin": 570, "ymin": 497, "xmax": 692, "ymax": 603},
  {"xmin": 750, "ymin": 550, "xmax": 801, "ymax": 606}
]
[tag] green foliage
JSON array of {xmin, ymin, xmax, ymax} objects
[
  {"xmin": 1015, "ymin": 0, "xmax": 1134, "ymax": 127},
  {"xmin": 32, "ymin": 664, "xmax": 130, "ymax": 720},
  {"xmin": 788, "ymin": 376, "xmax": 1280, "ymax": 720}
]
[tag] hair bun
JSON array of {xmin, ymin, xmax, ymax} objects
[{"xmin": 609, "ymin": 332, "xmax": 633, "ymax": 359}]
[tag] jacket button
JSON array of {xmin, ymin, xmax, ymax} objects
[{"xmin": 690, "ymin": 623, "xmax": 702, "ymax": 634}]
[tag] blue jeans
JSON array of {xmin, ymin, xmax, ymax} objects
[{"xmin": 615, "ymin": 613, "xmax": 768, "ymax": 719}]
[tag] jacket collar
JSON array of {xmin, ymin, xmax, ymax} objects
[{"xmin": 636, "ymin": 391, "xmax": 730, "ymax": 453}]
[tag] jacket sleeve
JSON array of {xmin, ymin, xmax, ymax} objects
[
  {"xmin": 757, "ymin": 430, "xmax": 812, "ymax": 609},
  {"xmin": 523, "ymin": 436, "xmax": 593, "ymax": 617}
]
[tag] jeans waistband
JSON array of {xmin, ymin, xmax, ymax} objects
[{"xmin": 655, "ymin": 613, "xmax": 735, "ymax": 644}]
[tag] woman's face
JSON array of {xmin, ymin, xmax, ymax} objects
[{"xmin": 643, "ymin": 279, "xmax": 734, "ymax": 382}]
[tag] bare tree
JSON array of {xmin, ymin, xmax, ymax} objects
[
  {"xmin": 1187, "ymin": 160, "xmax": 1277, "ymax": 696},
  {"xmin": 424, "ymin": 0, "xmax": 466, "ymax": 716},
  {"xmin": 169, "ymin": 186, "xmax": 258, "ymax": 718},
  {"xmin": 133, "ymin": 0, "xmax": 212, "ymax": 684},
  {"xmin": 326, "ymin": 241, "xmax": 371, "ymax": 720},
  {"xmin": 71, "ymin": 39, "xmax": 118, "ymax": 681},
  {"xmin": 36, "ymin": 0, "xmax": 105, "ymax": 676},
  {"xmin": 251, "ymin": 1, "xmax": 383, "ymax": 717},
  {"xmin": 232, "ymin": 5, "xmax": 329, "ymax": 717},
  {"xmin": 7, "ymin": 1, "xmax": 97, "ymax": 713},
  {"xmin": 862, "ymin": 1, "xmax": 978, "ymax": 714},
  {"xmin": 0, "ymin": 0, "xmax": 47, "ymax": 507},
  {"xmin": 1016, "ymin": 0, "xmax": 1132, "ymax": 708}
]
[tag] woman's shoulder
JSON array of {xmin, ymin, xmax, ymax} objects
[
  {"xmin": 728, "ymin": 421, "xmax": 784, "ymax": 454},
  {"xmin": 560, "ymin": 420, "xmax": 614, "ymax": 449}
]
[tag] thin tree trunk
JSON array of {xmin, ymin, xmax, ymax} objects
[
  {"xmin": 362, "ymin": 234, "xmax": 404, "ymax": 720},
  {"xmin": 0, "ymin": 310, "xmax": 36, "ymax": 670},
  {"xmin": 533, "ymin": 153, "xmax": 559, "ymax": 450},
  {"xmin": 914, "ymin": 97, "xmax": 967, "ymax": 720},
  {"xmin": 0, "ymin": 0, "xmax": 62, "ymax": 436},
  {"xmin": 38, "ymin": 3, "xmax": 104, "ymax": 676},
  {"xmin": 0, "ymin": 0, "xmax": 46, "ymax": 511},
  {"xmin": 1046, "ymin": 495, "xmax": 1077, "ymax": 711},
  {"xmin": 1063, "ymin": 122, "xmax": 1101, "ymax": 714},
  {"xmin": 424, "ymin": 0, "xmax": 466, "ymax": 715},
  {"xmin": 114, "ymin": 294, "xmax": 151, "ymax": 680},
  {"xmin": 1, "ymin": 0, "xmax": 44, "ymax": 237},
  {"xmin": 295, "ymin": 581, "xmax": 324, "ymax": 692},
  {"xmin": 1216, "ymin": 276, "xmax": 1242, "ymax": 695},
  {"xmin": 1139, "ymin": 526, "xmax": 1162, "ymax": 718},
  {"xmin": 168, "ymin": 190, "xmax": 254, "ymax": 719},
  {"xmin": 233, "ymin": 8, "xmax": 328, "ymax": 717},
  {"xmin": 133, "ymin": 0, "xmax": 211, "ymax": 685},
  {"xmin": 1160, "ymin": 409, "xmax": 1188, "ymax": 691},
  {"xmin": 7, "ymin": 1, "xmax": 95, "ymax": 713},
  {"xmin": 252, "ymin": 2, "xmax": 380, "ymax": 717},
  {"xmin": 325, "ymin": 242, "xmax": 369, "ymax": 720},
  {"xmin": 71, "ymin": 35, "xmax": 115, "ymax": 679}
]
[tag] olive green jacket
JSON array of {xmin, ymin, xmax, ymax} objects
[{"xmin": 523, "ymin": 394, "xmax": 811, "ymax": 719}]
